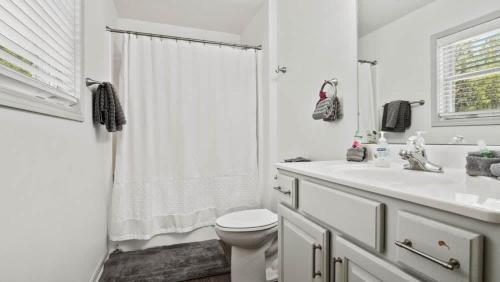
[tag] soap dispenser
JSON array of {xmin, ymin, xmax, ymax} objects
[
  {"xmin": 415, "ymin": 131, "xmax": 427, "ymax": 157},
  {"xmin": 374, "ymin": 131, "xmax": 391, "ymax": 168}
]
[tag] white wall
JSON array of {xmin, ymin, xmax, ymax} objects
[
  {"xmin": 276, "ymin": 0, "xmax": 359, "ymax": 161},
  {"xmin": 0, "ymin": 0, "xmax": 117, "ymax": 281},
  {"xmin": 116, "ymin": 18, "xmax": 241, "ymax": 43},
  {"xmin": 359, "ymin": 0, "xmax": 500, "ymax": 145},
  {"xmin": 240, "ymin": 2, "xmax": 278, "ymax": 211}
]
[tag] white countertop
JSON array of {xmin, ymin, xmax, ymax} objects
[{"xmin": 276, "ymin": 161, "xmax": 500, "ymax": 223}]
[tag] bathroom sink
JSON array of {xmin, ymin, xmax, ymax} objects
[
  {"xmin": 334, "ymin": 165, "xmax": 457, "ymax": 187},
  {"xmin": 276, "ymin": 160, "xmax": 500, "ymax": 223}
]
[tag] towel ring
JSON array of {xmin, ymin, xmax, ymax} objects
[{"xmin": 319, "ymin": 78, "xmax": 338, "ymax": 98}]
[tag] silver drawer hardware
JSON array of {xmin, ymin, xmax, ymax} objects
[
  {"xmin": 331, "ymin": 257, "xmax": 342, "ymax": 282},
  {"xmin": 274, "ymin": 175, "xmax": 278, "ymax": 180},
  {"xmin": 395, "ymin": 239, "xmax": 460, "ymax": 270},
  {"xmin": 273, "ymin": 186, "xmax": 291, "ymax": 195},
  {"xmin": 312, "ymin": 244, "xmax": 322, "ymax": 278}
]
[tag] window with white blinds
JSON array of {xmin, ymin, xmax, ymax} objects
[
  {"xmin": 0, "ymin": 0, "xmax": 82, "ymax": 120},
  {"xmin": 435, "ymin": 16, "xmax": 500, "ymax": 124}
]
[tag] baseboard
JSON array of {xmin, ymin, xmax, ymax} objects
[{"xmin": 89, "ymin": 251, "xmax": 109, "ymax": 282}]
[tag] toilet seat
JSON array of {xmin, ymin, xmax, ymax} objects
[{"xmin": 216, "ymin": 209, "xmax": 278, "ymax": 232}]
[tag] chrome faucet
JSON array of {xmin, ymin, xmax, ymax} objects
[{"xmin": 399, "ymin": 134, "xmax": 443, "ymax": 173}]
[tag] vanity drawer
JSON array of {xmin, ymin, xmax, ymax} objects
[
  {"xmin": 299, "ymin": 180, "xmax": 384, "ymax": 251},
  {"xmin": 334, "ymin": 236, "xmax": 420, "ymax": 282},
  {"xmin": 275, "ymin": 174, "xmax": 298, "ymax": 208},
  {"xmin": 396, "ymin": 211, "xmax": 483, "ymax": 282}
]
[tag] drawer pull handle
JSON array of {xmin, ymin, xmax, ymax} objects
[
  {"xmin": 273, "ymin": 186, "xmax": 291, "ymax": 195},
  {"xmin": 331, "ymin": 257, "xmax": 342, "ymax": 282},
  {"xmin": 395, "ymin": 239, "xmax": 460, "ymax": 270},
  {"xmin": 312, "ymin": 244, "xmax": 322, "ymax": 278}
]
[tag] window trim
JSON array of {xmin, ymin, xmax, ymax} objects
[
  {"xmin": 0, "ymin": 0, "xmax": 84, "ymax": 122},
  {"xmin": 431, "ymin": 10, "xmax": 500, "ymax": 127}
]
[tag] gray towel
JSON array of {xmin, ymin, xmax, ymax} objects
[
  {"xmin": 312, "ymin": 96, "xmax": 341, "ymax": 121},
  {"xmin": 385, "ymin": 101, "xmax": 401, "ymax": 129},
  {"xmin": 347, "ymin": 147, "xmax": 366, "ymax": 162},
  {"xmin": 381, "ymin": 101, "xmax": 411, "ymax": 132},
  {"xmin": 491, "ymin": 163, "xmax": 500, "ymax": 178},
  {"xmin": 92, "ymin": 82, "xmax": 126, "ymax": 132},
  {"xmin": 490, "ymin": 163, "xmax": 500, "ymax": 178},
  {"xmin": 466, "ymin": 151, "xmax": 500, "ymax": 177}
]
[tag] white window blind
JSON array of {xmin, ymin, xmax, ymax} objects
[
  {"xmin": 0, "ymin": 0, "xmax": 81, "ymax": 115},
  {"xmin": 436, "ymin": 19, "xmax": 500, "ymax": 121}
]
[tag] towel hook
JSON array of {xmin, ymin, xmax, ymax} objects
[
  {"xmin": 85, "ymin": 77, "xmax": 102, "ymax": 87},
  {"xmin": 275, "ymin": 65, "xmax": 287, "ymax": 74},
  {"xmin": 319, "ymin": 78, "xmax": 339, "ymax": 98}
]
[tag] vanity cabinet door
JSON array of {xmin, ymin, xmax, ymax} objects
[
  {"xmin": 333, "ymin": 236, "xmax": 421, "ymax": 282},
  {"xmin": 278, "ymin": 204, "xmax": 330, "ymax": 282}
]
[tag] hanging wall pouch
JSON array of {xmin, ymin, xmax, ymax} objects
[{"xmin": 312, "ymin": 78, "xmax": 342, "ymax": 121}]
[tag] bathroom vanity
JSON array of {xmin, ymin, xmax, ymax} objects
[{"xmin": 275, "ymin": 161, "xmax": 500, "ymax": 282}]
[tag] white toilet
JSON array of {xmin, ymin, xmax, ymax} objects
[{"xmin": 215, "ymin": 209, "xmax": 278, "ymax": 282}]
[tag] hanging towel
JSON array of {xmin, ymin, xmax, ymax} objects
[
  {"xmin": 92, "ymin": 82, "xmax": 126, "ymax": 132},
  {"xmin": 312, "ymin": 80, "xmax": 342, "ymax": 121},
  {"xmin": 385, "ymin": 101, "xmax": 401, "ymax": 129},
  {"xmin": 381, "ymin": 101, "xmax": 411, "ymax": 132},
  {"xmin": 312, "ymin": 96, "xmax": 341, "ymax": 121}
]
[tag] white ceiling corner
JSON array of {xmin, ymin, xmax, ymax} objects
[
  {"xmin": 358, "ymin": 0, "xmax": 435, "ymax": 37},
  {"xmin": 113, "ymin": 0, "xmax": 266, "ymax": 34}
]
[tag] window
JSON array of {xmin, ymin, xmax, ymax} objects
[
  {"xmin": 432, "ymin": 12, "xmax": 500, "ymax": 126},
  {"xmin": 0, "ymin": 0, "xmax": 82, "ymax": 120}
]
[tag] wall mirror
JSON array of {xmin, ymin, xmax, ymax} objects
[{"xmin": 357, "ymin": 0, "xmax": 500, "ymax": 145}]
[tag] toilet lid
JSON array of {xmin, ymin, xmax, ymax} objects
[{"xmin": 216, "ymin": 209, "xmax": 278, "ymax": 231}]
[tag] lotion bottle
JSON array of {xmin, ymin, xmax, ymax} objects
[{"xmin": 374, "ymin": 131, "xmax": 391, "ymax": 168}]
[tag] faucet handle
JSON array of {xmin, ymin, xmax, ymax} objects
[
  {"xmin": 415, "ymin": 131, "xmax": 427, "ymax": 149},
  {"xmin": 399, "ymin": 149, "xmax": 410, "ymax": 159}
]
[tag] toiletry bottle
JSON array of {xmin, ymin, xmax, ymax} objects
[
  {"xmin": 478, "ymin": 140, "xmax": 493, "ymax": 158},
  {"xmin": 415, "ymin": 131, "xmax": 427, "ymax": 157},
  {"xmin": 353, "ymin": 130, "xmax": 362, "ymax": 148},
  {"xmin": 374, "ymin": 131, "xmax": 391, "ymax": 168}
]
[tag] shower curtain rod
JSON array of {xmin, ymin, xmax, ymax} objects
[
  {"xmin": 358, "ymin": 59, "xmax": 377, "ymax": 65},
  {"xmin": 106, "ymin": 26, "xmax": 262, "ymax": 50}
]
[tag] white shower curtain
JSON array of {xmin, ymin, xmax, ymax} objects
[
  {"xmin": 357, "ymin": 63, "xmax": 378, "ymax": 137},
  {"xmin": 110, "ymin": 34, "xmax": 260, "ymax": 241}
]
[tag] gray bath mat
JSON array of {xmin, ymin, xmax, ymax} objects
[{"xmin": 99, "ymin": 239, "xmax": 230, "ymax": 282}]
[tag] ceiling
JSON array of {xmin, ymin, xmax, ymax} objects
[
  {"xmin": 358, "ymin": 0, "xmax": 435, "ymax": 37},
  {"xmin": 113, "ymin": 0, "xmax": 266, "ymax": 34}
]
